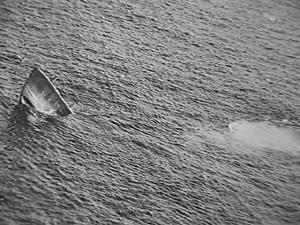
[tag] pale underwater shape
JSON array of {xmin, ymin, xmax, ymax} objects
[
  {"xmin": 189, "ymin": 120, "xmax": 300, "ymax": 156},
  {"xmin": 263, "ymin": 12, "xmax": 278, "ymax": 22},
  {"xmin": 229, "ymin": 120, "xmax": 300, "ymax": 155}
]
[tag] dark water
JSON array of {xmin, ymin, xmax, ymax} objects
[{"xmin": 1, "ymin": 0, "xmax": 300, "ymax": 224}]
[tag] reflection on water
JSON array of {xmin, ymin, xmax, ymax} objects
[{"xmin": 229, "ymin": 120, "xmax": 300, "ymax": 156}]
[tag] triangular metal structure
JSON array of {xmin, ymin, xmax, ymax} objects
[{"xmin": 19, "ymin": 68, "xmax": 72, "ymax": 116}]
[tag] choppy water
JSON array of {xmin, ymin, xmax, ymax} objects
[{"xmin": 1, "ymin": 0, "xmax": 300, "ymax": 224}]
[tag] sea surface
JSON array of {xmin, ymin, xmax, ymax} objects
[{"xmin": 0, "ymin": 0, "xmax": 300, "ymax": 224}]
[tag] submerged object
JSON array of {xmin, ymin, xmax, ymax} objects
[
  {"xmin": 263, "ymin": 13, "xmax": 278, "ymax": 22},
  {"xmin": 229, "ymin": 120, "xmax": 300, "ymax": 155},
  {"xmin": 19, "ymin": 68, "xmax": 72, "ymax": 116}
]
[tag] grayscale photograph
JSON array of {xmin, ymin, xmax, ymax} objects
[{"xmin": 0, "ymin": 0, "xmax": 299, "ymax": 224}]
